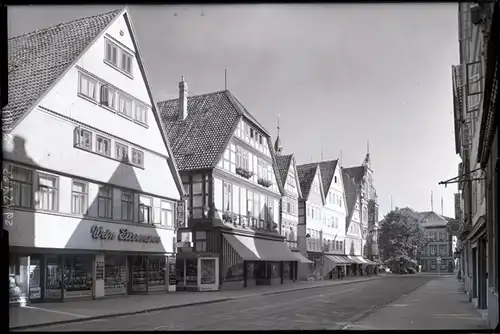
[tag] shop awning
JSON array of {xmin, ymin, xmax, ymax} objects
[
  {"xmin": 325, "ymin": 255, "xmax": 356, "ymax": 265},
  {"xmin": 362, "ymin": 258, "xmax": 378, "ymax": 265},
  {"xmin": 348, "ymin": 255, "xmax": 367, "ymax": 264},
  {"xmin": 291, "ymin": 251, "xmax": 313, "ymax": 263},
  {"xmin": 223, "ymin": 233, "xmax": 298, "ymax": 262}
]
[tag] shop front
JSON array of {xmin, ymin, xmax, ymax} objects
[
  {"xmin": 7, "ymin": 214, "xmax": 176, "ymax": 304},
  {"xmin": 176, "ymin": 251, "xmax": 220, "ymax": 292},
  {"xmin": 324, "ymin": 254, "xmax": 356, "ymax": 280},
  {"xmin": 348, "ymin": 255, "xmax": 367, "ymax": 276},
  {"xmin": 220, "ymin": 233, "xmax": 299, "ymax": 290}
]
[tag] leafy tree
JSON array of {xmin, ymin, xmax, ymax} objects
[{"xmin": 378, "ymin": 207, "xmax": 429, "ymax": 271}]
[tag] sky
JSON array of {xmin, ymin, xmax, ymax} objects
[{"xmin": 8, "ymin": 4, "xmax": 462, "ymax": 219}]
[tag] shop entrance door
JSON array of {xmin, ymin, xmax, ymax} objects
[{"xmin": 198, "ymin": 257, "xmax": 219, "ymax": 291}]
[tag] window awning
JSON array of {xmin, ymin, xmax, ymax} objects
[
  {"xmin": 291, "ymin": 251, "xmax": 313, "ymax": 263},
  {"xmin": 325, "ymin": 255, "xmax": 356, "ymax": 265},
  {"xmin": 362, "ymin": 258, "xmax": 378, "ymax": 265},
  {"xmin": 348, "ymin": 255, "xmax": 367, "ymax": 264},
  {"xmin": 223, "ymin": 233, "xmax": 298, "ymax": 262}
]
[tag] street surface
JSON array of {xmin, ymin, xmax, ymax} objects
[{"xmin": 20, "ymin": 276, "xmax": 434, "ymax": 331}]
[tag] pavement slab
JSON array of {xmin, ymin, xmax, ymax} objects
[{"xmin": 346, "ymin": 275, "xmax": 489, "ymax": 330}]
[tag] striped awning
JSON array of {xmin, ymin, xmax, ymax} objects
[
  {"xmin": 291, "ymin": 251, "xmax": 313, "ymax": 263},
  {"xmin": 222, "ymin": 233, "xmax": 298, "ymax": 262},
  {"xmin": 325, "ymin": 255, "xmax": 356, "ymax": 265},
  {"xmin": 348, "ymin": 255, "xmax": 367, "ymax": 264},
  {"xmin": 362, "ymin": 258, "xmax": 378, "ymax": 265}
]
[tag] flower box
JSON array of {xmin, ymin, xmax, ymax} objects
[
  {"xmin": 236, "ymin": 167, "xmax": 254, "ymax": 179},
  {"xmin": 222, "ymin": 211, "xmax": 238, "ymax": 224},
  {"xmin": 257, "ymin": 178, "xmax": 273, "ymax": 188}
]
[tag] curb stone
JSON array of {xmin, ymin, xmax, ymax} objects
[{"xmin": 11, "ymin": 276, "xmax": 386, "ymax": 331}]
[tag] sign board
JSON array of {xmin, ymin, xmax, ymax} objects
[
  {"xmin": 446, "ymin": 219, "xmax": 465, "ymax": 236},
  {"xmin": 90, "ymin": 225, "xmax": 161, "ymax": 244}
]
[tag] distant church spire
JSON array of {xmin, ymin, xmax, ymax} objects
[
  {"xmin": 363, "ymin": 139, "xmax": 372, "ymax": 170},
  {"xmin": 274, "ymin": 114, "xmax": 283, "ymax": 155}
]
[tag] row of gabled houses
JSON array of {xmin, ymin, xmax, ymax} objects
[{"xmin": 4, "ymin": 7, "xmax": 379, "ymax": 305}]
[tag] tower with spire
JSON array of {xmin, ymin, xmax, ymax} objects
[
  {"xmin": 362, "ymin": 140, "xmax": 372, "ymax": 171},
  {"xmin": 274, "ymin": 114, "xmax": 283, "ymax": 155}
]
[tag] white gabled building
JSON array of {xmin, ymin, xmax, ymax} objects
[{"xmin": 4, "ymin": 8, "xmax": 184, "ymax": 304}]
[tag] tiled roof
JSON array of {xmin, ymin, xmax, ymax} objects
[
  {"xmin": 343, "ymin": 165, "xmax": 366, "ymax": 185},
  {"xmin": 158, "ymin": 90, "xmax": 240, "ymax": 171},
  {"xmin": 275, "ymin": 154, "xmax": 293, "ymax": 188},
  {"xmin": 342, "ymin": 169, "xmax": 359, "ymax": 224},
  {"xmin": 418, "ymin": 211, "xmax": 451, "ymax": 226},
  {"xmin": 317, "ymin": 159, "xmax": 338, "ymax": 197},
  {"xmin": 4, "ymin": 9, "xmax": 121, "ymax": 127},
  {"xmin": 296, "ymin": 162, "xmax": 320, "ymax": 200}
]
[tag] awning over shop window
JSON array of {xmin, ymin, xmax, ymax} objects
[
  {"xmin": 362, "ymin": 258, "xmax": 378, "ymax": 265},
  {"xmin": 291, "ymin": 251, "xmax": 313, "ymax": 263},
  {"xmin": 223, "ymin": 233, "xmax": 298, "ymax": 262},
  {"xmin": 348, "ymin": 255, "xmax": 367, "ymax": 264},
  {"xmin": 325, "ymin": 255, "xmax": 356, "ymax": 265}
]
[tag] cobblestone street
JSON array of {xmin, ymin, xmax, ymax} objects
[{"xmin": 19, "ymin": 276, "xmax": 434, "ymax": 331}]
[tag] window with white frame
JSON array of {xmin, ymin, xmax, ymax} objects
[
  {"xmin": 118, "ymin": 93, "xmax": 133, "ymax": 118},
  {"xmin": 78, "ymin": 73, "xmax": 98, "ymax": 100},
  {"xmin": 98, "ymin": 186, "xmax": 113, "ymax": 218},
  {"xmin": 430, "ymin": 246, "xmax": 437, "ymax": 255},
  {"xmin": 121, "ymin": 191, "xmax": 134, "ymax": 221},
  {"xmin": 74, "ymin": 128, "xmax": 92, "ymax": 150},
  {"xmin": 105, "ymin": 38, "xmax": 133, "ymax": 76},
  {"xmin": 71, "ymin": 180, "xmax": 88, "ymax": 215},
  {"xmin": 131, "ymin": 148, "xmax": 144, "ymax": 167},
  {"xmin": 135, "ymin": 103, "xmax": 147, "ymax": 125},
  {"xmin": 100, "ymin": 85, "xmax": 117, "ymax": 110},
  {"xmin": 253, "ymin": 193, "xmax": 261, "ymax": 220},
  {"xmin": 286, "ymin": 173, "xmax": 295, "ymax": 188},
  {"xmin": 236, "ymin": 146, "xmax": 249, "ymax": 170},
  {"xmin": 96, "ymin": 135, "xmax": 111, "ymax": 156},
  {"xmin": 115, "ymin": 142, "xmax": 129, "ymax": 162},
  {"xmin": 38, "ymin": 174, "xmax": 58, "ymax": 211},
  {"xmin": 223, "ymin": 182, "xmax": 232, "ymax": 212},
  {"xmin": 160, "ymin": 201, "xmax": 173, "ymax": 227},
  {"xmin": 267, "ymin": 197, "xmax": 274, "ymax": 224},
  {"xmin": 247, "ymin": 190, "xmax": 254, "ymax": 218},
  {"xmin": 139, "ymin": 195, "xmax": 153, "ymax": 224},
  {"xmin": 439, "ymin": 245, "xmax": 446, "ymax": 255},
  {"xmin": 9, "ymin": 167, "xmax": 32, "ymax": 208}
]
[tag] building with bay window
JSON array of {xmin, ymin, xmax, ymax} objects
[
  {"xmin": 4, "ymin": 8, "xmax": 184, "ymax": 305},
  {"xmin": 158, "ymin": 82, "xmax": 299, "ymax": 291}
]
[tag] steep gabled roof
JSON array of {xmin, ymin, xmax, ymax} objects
[
  {"xmin": 275, "ymin": 154, "xmax": 293, "ymax": 188},
  {"xmin": 4, "ymin": 9, "xmax": 121, "ymax": 128},
  {"xmin": 317, "ymin": 159, "xmax": 339, "ymax": 197},
  {"xmin": 342, "ymin": 169, "xmax": 360, "ymax": 225},
  {"xmin": 343, "ymin": 165, "xmax": 367, "ymax": 185},
  {"xmin": 418, "ymin": 211, "xmax": 451, "ymax": 226},
  {"xmin": 297, "ymin": 162, "xmax": 323, "ymax": 201}
]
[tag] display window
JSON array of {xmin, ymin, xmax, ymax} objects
[
  {"xmin": 131, "ymin": 256, "xmax": 147, "ymax": 292},
  {"xmin": 200, "ymin": 259, "xmax": 216, "ymax": 285},
  {"xmin": 105, "ymin": 255, "xmax": 127, "ymax": 295},
  {"xmin": 29, "ymin": 257, "xmax": 42, "ymax": 300},
  {"xmin": 185, "ymin": 258, "xmax": 198, "ymax": 286},
  {"xmin": 9, "ymin": 256, "xmax": 29, "ymax": 304},
  {"xmin": 283, "ymin": 262, "xmax": 291, "ymax": 280},
  {"xmin": 269, "ymin": 262, "xmax": 281, "ymax": 279},
  {"xmin": 45, "ymin": 255, "xmax": 62, "ymax": 299},
  {"xmin": 63, "ymin": 255, "xmax": 93, "ymax": 298},
  {"xmin": 148, "ymin": 257, "xmax": 167, "ymax": 291}
]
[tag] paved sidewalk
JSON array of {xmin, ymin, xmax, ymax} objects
[
  {"xmin": 10, "ymin": 275, "xmax": 384, "ymax": 330},
  {"xmin": 345, "ymin": 275, "xmax": 489, "ymax": 330}
]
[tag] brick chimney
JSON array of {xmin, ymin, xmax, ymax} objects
[{"xmin": 179, "ymin": 76, "xmax": 188, "ymax": 120}]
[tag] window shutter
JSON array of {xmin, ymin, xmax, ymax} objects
[
  {"xmin": 466, "ymin": 61, "xmax": 482, "ymax": 113},
  {"xmin": 73, "ymin": 127, "xmax": 81, "ymax": 146},
  {"xmin": 100, "ymin": 85, "xmax": 109, "ymax": 106}
]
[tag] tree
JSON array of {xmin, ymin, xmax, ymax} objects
[{"xmin": 378, "ymin": 207, "xmax": 429, "ymax": 272}]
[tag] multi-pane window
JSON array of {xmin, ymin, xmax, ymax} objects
[
  {"xmin": 339, "ymin": 241, "xmax": 343, "ymax": 251},
  {"xmin": 131, "ymin": 148, "xmax": 144, "ymax": 167},
  {"xmin": 286, "ymin": 173, "xmax": 295, "ymax": 188},
  {"xmin": 267, "ymin": 197, "xmax": 274, "ymax": 223},
  {"xmin": 160, "ymin": 201, "xmax": 173, "ymax": 227},
  {"xmin": 139, "ymin": 196, "xmax": 153, "ymax": 224},
  {"xmin": 236, "ymin": 147, "xmax": 249, "ymax": 170},
  {"xmin": 115, "ymin": 142, "xmax": 129, "ymax": 162},
  {"xmin": 253, "ymin": 193, "xmax": 261, "ymax": 220},
  {"xmin": 78, "ymin": 73, "xmax": 97, "ymax": 100},
  {"xmin": 223, "ymin": 182, "xmax": 232, "ymax": 212},
  {"xmin": 247, "ymin": 190, "xmax": 254, "ymax": 218},
  {"xmin": 100, "ymin": 85, "xmax": 117, "ymax": 110},
  {"xmin": 439, "ymin": 245, "xmax": 446, "ymax": 255},
  {"xmin": 96, "ymin": 135, "xmax": 111, "ymax": 156},
  {"xmin": 38, "ymin": 174, "xmax": 58, "ymax": 211},
  {"xmin": 9, "ymin": 167, "xmax": 32, "ymax": 208},
  {"xmin": 98, "ymin": 186, "xmax": 113, "ymax": 218},
  {"xmin": 118, "ymin": 94, "xmax": 133, "ymax": 118},
  {"xmin": 74, "ymin": 128, "xmax": 92, "ymax": 150},
  {"xmin": 135, "ymin": 103, "xmax": 147, "ymax": 125},
  {"xmin": 121, "ymin": 191, "xmax": 134, "ymax": 221},
  {"xmin": 71, "ymin": 180, "xmax": 87, "ymax": 214},
  {"xmin": 105, "ymin": 38, "xmax": 133, "ymax": 76},
  {"xmin": 430, "ymin": 246, "xmax": 437, "ymax": 255}
]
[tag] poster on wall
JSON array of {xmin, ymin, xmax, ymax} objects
[{"xmin": 200, "ymin": 259, "xmax": 216, "ymax": 285}]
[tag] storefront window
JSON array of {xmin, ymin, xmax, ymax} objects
[
  {"xmin": 283, "ymin": 262, "xmax": 291, "ymax": 280},
  {"xmin": 131, "ymin": 256, "xmax": 147, "ymax": 292},
  {"xmin": 148, "ymin": 257, "xmax": 167, "ymax": 291},
  {"xmin": 9, "ymin": 256, "xmax": 29, "ymax": 304},
  {"xmin": 225, "ymin": 262, "xmax": 244, "ymax": 281},
  {"xmin": 29, "ymin": 257, "xmax": 42, "ymax": 300},
  {"xmin": 200, "ymin": 259, "xmax": 216, "ymax": 285},
  {"xmin": 186, "ymin": 258, "xmax": 198, "ymax": 286},
  {"xmin": 105, "ymin": 255, "xmax": 127, "ymax": 295},
  {"xmin": 46, "ymin": 255, "xmax": 62, "ymax": 299},
  {"xmin": 254, "ymin": 262, "xmax": 266, "ymax": 279},
  {"xmin": 269, "ymin": 262, "xmax": 281, "ymax": 279},
  {"xmin": 176, "ymin": 259, "xmax": 184, "ymax": 285},
  {"xmin": 63, "ymin": 255, "xmax": 93, "ymax": 298}
]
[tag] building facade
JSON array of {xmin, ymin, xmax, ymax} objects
[
  {"xmin": 158, "ymin": 84, "xmax": 299, "ymax": 291},
  {"xmin": 418, "ymin": 212, "xmax": 455, "ymax": 273},
  {"xmin": 447, "ymin": 2, "xmax": 499, "ymax": 329},
  {"xmin": 4, "ymin": 8, "xmax": 184, "ymax": 304}
]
